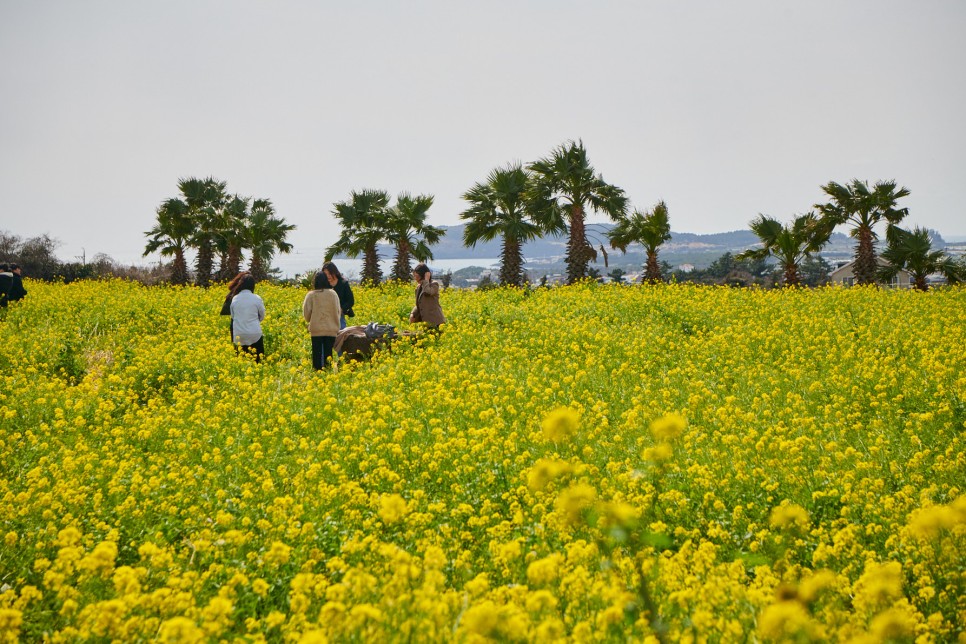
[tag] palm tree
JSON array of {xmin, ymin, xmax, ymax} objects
[
  {"xmin": 736, "ymin": 212, "xmax": 831, "ymax": 287},
  {"xmin": 326, "ymin": 190, "xmax": 392, "ymax": 284},
  {"xmin": 385, "ymin": 193, "xmax": 443, "ymax": 281},
  {"xmin": 607, "ymin": 268, "xmax": 627, "ymax": 284},
  {"xmin": 527, "ymin": 140, "xmax": 628, "ymax": 283},
  {"xmin": 144, "ymin": 198, "xmax": 193, "ymax": 285},
  {"xmin": 243, "ymin": 199, "xmax": 295, "ymax": 281},
  {"xmin": 215, "ymin": 194, "xmax": 251, "ymax": 282},
  {"xmin": 609, "ymin": 201, "xmax": 672, "ymax": 283},
  {"xmin": 180, "ymin": 177, "xmax": 228, "ymax": 287},
  {"xmin": 879, "ymin": 225, "xmax": 965, "ymax": 291},
  {"xmin": 460, "ymin": 163, "xmax": 547, "ymax": 286},
  {"xmin": 815, "ymin": 179, "xmax": 910, "ymax": 285}
]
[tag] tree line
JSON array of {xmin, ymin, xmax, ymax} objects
[
  {"xmin": 139, "ymin": 141, "xmax": 963, "ymax": 290},
  {"xmin": 325, "ymin": 141, "xmax": 669, "ymax": 287},
  {"xmin": 734, "ymin": 180, "xmax": 964, "ymax": 290},
  {"xmin": 0, "ymin": 231, "xmax": 168, "ymax": 284},
  {"xmin": 144, "ymin": 177, "xmax": 294, "ymax": 286}
]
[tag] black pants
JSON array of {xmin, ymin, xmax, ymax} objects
[
  {"xmin": 311, "ymin": 336, "xmax": 335, "ymax": 370},
  {"xmin": 239, "ymin": 336, "xmax": 265, "ymax": 363}
]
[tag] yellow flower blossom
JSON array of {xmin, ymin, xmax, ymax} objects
[
  {"xmin": 642, "ymin": 442, "xmax": 673, "ymax": 463},
  {"xmin": 541, "ymin": 407, "xmax": 580, "ymax": 442},
  {"xmin": 525, "ymin": 589, "xmax": 559, "ymax": 612},
  {"xmin": 77, "ymin": 541, "xmax": 117, "ymax": 577},
  {"xmin": 460, "ymin": 600, "xmax": 499, "ymax": 638},
  {"xmin": 555, "ymin": 483, "xmax": 597, "ymax": 524},
  {"xmin": 54, "ymin": 527, "xmax": 82, "ymax": 548},
  {"xmin": 757, "ymin": 600, "xmax": 823, "ymax": 641},
  {"xmin": 527, "ymin": 554, "xmax": 564, "ymax": 586},
  {"xmin": 378, "ymin": 494, "xmax": 409, "ymax": 524},
  {"xmin": 853, "ymin": 561, "xmax": 904, "ymax": 614},
  {"xmin": 464, "ymin": 573, "xmax": 490, "ymax": 597},
  {"xmin": 650, "ymin": 412, "xmax": 687, "ymax": 441},
  {"xmin": 264, "ymin": 610, "xmax": 286, "ymax": 629},
  {"xmin": 112, "ymin": 566, "xmax": 141, "ymax": 596},
  {"xmin": 264, "ymin": 541, "xmax": 292, "ymax": 566},
  {"xmin": 798, "ymin": 569, "xmax": 838, "ymax": 604},
  {"xmin": 0, "ymin": 609, "xmax": 23, "ymax": 642},
  {"xmin": 527, "ymin": 458, "xmax": 573, "ymax": 491},
  {"xmin": 907, "ymin": 495, "xmax": 966, "ymax": 539},
  {"xmin": 158, "ymin": 616, "xmax": 204, "ymax": 643},
  {"xmin": 769, "ymin": 502, "xmax": 810, "ymax": 532},
  {"xmin": 869, "ymin": 607, "xmax": 918, "ymax": 641}
]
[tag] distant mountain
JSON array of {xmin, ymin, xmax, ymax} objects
[{"xmin": 359, "ymin": 224, "xmax": 854, "ymax": 270}]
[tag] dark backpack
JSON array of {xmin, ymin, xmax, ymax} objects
[{"xmin": 364, "ymin": 322, "xmax": 397, "ymax": 339}]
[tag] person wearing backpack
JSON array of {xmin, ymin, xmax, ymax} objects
[{"xmin": 303, "ymin": 270, "xmax": 341, "ymax": 370}]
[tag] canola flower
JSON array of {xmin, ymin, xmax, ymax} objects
[
  {"xmin": 540, "ymin": 406, "xmax": 580, "ymax": 442},
  {"xmin": 0, "ymin": 279, "xmax": 964, "ymax": 641}
]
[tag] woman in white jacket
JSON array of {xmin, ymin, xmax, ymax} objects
[
  {"xmin": 230, "ymin": 274, "xmax": 266, "ymax": 362},
  {"xmin": 302, "ymin": 271, "xmax": 341, "ymax": 370}
]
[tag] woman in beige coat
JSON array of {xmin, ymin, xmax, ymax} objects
[
  {"xmin": 409, "ymin": 263, "xmax": 446, "ymax": 329},
  {"xmin": 303, "ymin": 271, "xmax": 342, "ymax": 369}
]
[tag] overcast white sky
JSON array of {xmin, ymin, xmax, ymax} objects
[{"xmin": 2, "ymin": 0, "xmax": 964, "ymax": 265}]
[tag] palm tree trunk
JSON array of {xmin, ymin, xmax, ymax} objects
[
  {"xmin": 363, "ymin": 245, "xmax": 381, "ymax": 285},
  {"xmin": 783, "ymin": 262, "xmax": 801, "ymax": 287},
  {"xmin": 393, "ymin": 240, "xmax": 412, "ymax": 281},
  {"xmin": 644, "ymin": 250, "xmax": 661, "ymax": 283},
  {"xmin": 854, "ymin": 227, "xmax": 878, "ymax": 286},
  {"xmin": 914, "ymin": 275, "xmax": 928, "ymax": 291},
  {"xmin": 501, "ymin": 236, "xmax": 524, "ymax": 286},
  {"xmin": 215, "ymin": 246, "xmax": 243, "ymax": 282},
  {"xmin": 215, "ymin": 251, "xmax": 229, "ymax": 281},
  {"xmin": 249, "ymin": 254, "xmax": 266, "ymax": 282},
  {"xmin": 195, "ymin": 240, "xmax": 214, "ymax": 287},
  {"xmin": 566, "ymin": 204, "xmax": 590, "ymax": 284},
  {"xmin": 226, "ymin": 245, "xmax": 242, "ymax": 279},
  {"xmin": 173, "ymin": 250, "xmax": 189, "ymax": 286}
]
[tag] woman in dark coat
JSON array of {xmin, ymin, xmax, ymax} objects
[{"xmin": 322, "ymin": 261, "xmax": 354, "ymax": 329}]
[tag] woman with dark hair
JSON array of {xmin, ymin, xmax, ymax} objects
[
  {"xmin": 303, "ymin": 270, "xmax": 341, "ymax": 370},
  {"xmin": 221, "ymin": 271, "xmax": 251, "ymax": 340},
  {"xmin": 229, "ymin": 274, "xmax": 266, "ymax": 361},
  {"xmin": 322, "ymin": 261, "xmax": 354, "ymax": 329},
  {"xmin": 410, "ymin": 263, "xmax": 445, "ymax": 329}
]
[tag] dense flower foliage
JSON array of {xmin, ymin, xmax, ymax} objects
[{"xmin": 1, "ymin": 280, "xmax": 964, "ymax": 642}]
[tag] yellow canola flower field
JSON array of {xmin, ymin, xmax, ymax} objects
[{"xmin": 1, "ymin": 279, "xmax": 965, "ymax": 642}]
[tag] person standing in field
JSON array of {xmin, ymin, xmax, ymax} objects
[
  {"xmin": 410, "ymin": 263, "xmax": 445, "ymax": 329},
  {"xmin": 303, "ymin": 270, "xmax": 341, "ymax": 370},
  {"xmin": 221, "ymin": 271, "xmax": 250, "ymax": 341},
  {"xmin": 322, "ymin": 261, "xmax": 355, "ymax": 329},
  {"xmin": 230, "ymin": 274, "xmax": 265, "ymax": 362},
  {"xmin": 0, "ymin": 263, "xmax": 12, "ymax": 308},
  {"xmin": 8, "ymin": 265, "xmax": 27, "ymax": 304}
]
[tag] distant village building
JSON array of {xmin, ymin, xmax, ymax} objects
[
  {"xmin": 829, "ymin": 258, "xmax": 911, "ymax": 288},
  {"xmin": 677, "ymin": 263, "xmax": 695, "ymax": 273}
]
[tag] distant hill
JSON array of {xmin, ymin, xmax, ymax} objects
[
  {"xmin": 342, "ymin": 224, "xmax": 949, "ymax": 271},
  {"xmin": 360, "ymin": 224, "xmax": 853, "ymax": 270}
]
